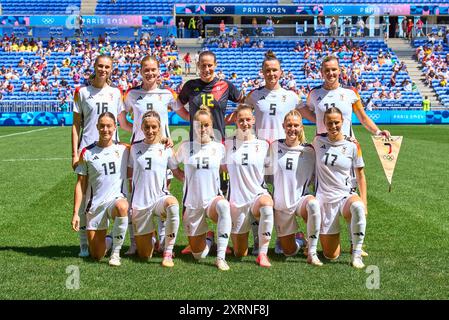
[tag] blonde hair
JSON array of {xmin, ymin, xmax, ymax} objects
[
  {"xmin": 235, "ymin": 103, "xmax": 254, "ymax": 117},
  {"xmin": 141, "ymin": 110, "xmax": 164, "ymax": 144},
  {"xmin": 284, "ymin": 109, "xmax": 306, "ymax": 144},
  {"xmin": 193, "ymin": 105, "xmax": 214, "ymax": 122},
  {"xmin": 140, "ymin": 55, "xmax": 160, "ymax": 69}
]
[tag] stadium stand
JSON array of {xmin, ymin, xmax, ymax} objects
[
  {"xmin": 205, "ymin": 38, "xmax": 422, "ymax": 109},
  {"xmin": 413, "ymin": 37, "xmax": 449, "ymax": 108},
  {"xmin": 292, "ymin": 0, "xmax": 443, "ymax": 3},
  {"xmin": 1, "ymin": 0, "xmax": 82, "ymax": 14},
  {"xmin": 0, "ymin": 36, "xmax": 183, "ymax": 104}
]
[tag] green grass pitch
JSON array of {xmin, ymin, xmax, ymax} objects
[{"xmin": 0, "ymin": 125, "xmax": 448, "ymax": 299}]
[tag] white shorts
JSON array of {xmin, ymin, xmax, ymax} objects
[
  {"xmin": 132, "ymin": 195, "xmax": 171, "ymax": 236},
  {"xmin": 86, "ymin": 196, "xmax": 126, "ymax": 231},
  {"xmin": 274, "ymin": 196, "xmax": 308, "ymax": 237},
  {"xmin": 231, "ymin": 193, "xmax": 267, "ymax": 234},
  {"xmin": 318, "ymin": 196, "xmax": 351, "ymax": 235},
  {"xmin": 183, "ymin": 196, "xmax": 220, "ymax": 237}
]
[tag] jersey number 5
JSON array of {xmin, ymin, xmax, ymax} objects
[
  {"xmin": 269, "ymin": 103, "xmax": 276, "ymax": 116},
  {"xmin": 201, "ymin": 94, "xmax": 214, "ymax": 108},
  {"xmin": 96, "ymin": 102, "xmax": 109, "ymax": 114}
]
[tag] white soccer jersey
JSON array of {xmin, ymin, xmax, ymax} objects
[
  {"xmin": 313, "ymin": 134, "xmax": 365, "ymax": 203},
  {"xmin": 225, "ymin": 137, "xmax": 269, "ymax": 207},
  {"xmin": 124, "ymin": 86, "xmax": 177, "ymax": 142},
  {"xmin": 304, "ymin": 85, "xmax": 363, "ymax": 136},
  {"xmin": 73, "ymin": 85, "xmax": 124, "ymax": 150},
  {"xmin": 129, "ymin": 141, "xmax": 174, "ymax": 210},
  {"xmin": 169, "ymin": 141, "xmax": 225, "ymax": 210},
  {"xmin": 76, "ymin": 142, "xmax": 128, "ymax": 213},
  {"xmin": 245, "ymin": 87, "xmax": 301, "ymax": 141},
  {"xmin": 271, "ymin": 140, "xmax": 315, "ymax": 212}
]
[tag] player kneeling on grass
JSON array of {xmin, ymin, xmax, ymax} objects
[
  {"xmin": 224, "ymin": 104, "xmax": 274, "ymax": 268},
  {"xmin": 169, "ymin": 106, "xmax": 232, "ymax": 271},
  {"xmin": 313, "ymin": 107, "xmax": 367, "ymax": 269},
  {"xmin": 270, "ymin": 110, "xmax": 322, "ymax": 266},
  {"xmin": 128, "ymin": 111, "xmax": 181, "ymax": 267},
  {"xmin": 71, "ymin": 112, "xmax": 129, "ymax": 267}
]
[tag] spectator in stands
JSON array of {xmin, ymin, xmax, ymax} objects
[
  {"xmin": 415, "ymin": 18, "xmax": 424, "ymax": 37},
  {"xmin": 183, "ymin": 52, "xmax": 192, "ymax": 75},
  {"xmin": 257, "ymin": 39, "xmax": 264, "ymax": 49},
  {"xmin": 20, "ymin": 81, "xmax": 29, "ymax": 92},
  {"xmin": 407, "ymin": 19, "xmax": 414, "ymax": 41},
  {"xmin": 330, "ymin": 18, "xmax": 338, "ymax": 37},
  {"xmin": 379, "ymin": 89, "xmax": 388, "ymax": 99},
  {"xmin": 197, "ymin": 17, "xmax": 204, "ymax": 39},
  {"xmin": 394, "ymin": 89, "xmax": 402, "ymax": 99},
  {"xmin": 371, "ymin": 88, "xmax": 380, "ymax": 99},
  {"xmin": 344, "ymin": 18, "xmax": 351, "ymax": 37},
  {"xmin": 252, "ymin": 17, "xmax": 259, "ymax": 36},
  {"xmin": 6, "ymin": 81, "xmax": 14, "ymax": 94},
  {"xmin": 356, "ymin": 18, "xmax": 365, "ymax": 37},
  {"xmin": 219, "ymin": 20, "xmax": 226, "ymax": 37},
  {"xmin": 401, "ymin": 18, "xmax": 408, "ymax": 38}
]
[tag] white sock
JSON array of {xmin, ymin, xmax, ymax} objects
[
  {"xmin": 164, "ymin": 204, "xmax": 179, "ymax": 254},
  {"xmin": 258, "ymin": 206, "xmax": 274, "ymax": 255},
  {"xmin": 215, "ymin": 199, "xmax": 231, "ymax": 260},
  {"xmin": 192, "ymin": 234, "xmax": 213, "ymax": 260},
  {"xmin": 347, "ymin": 223, "xmax": 353, "ymax": 247},
  {"xmin": 306, "ymin": 199, "xmax": 321, "ymax": 255},
  {"xmin": 350, "ymin": 201, "xmax": 366, "ymax": 253},
  {"xmin": 158, "ymin": 217, "xmax": 166, "ymax": 248},
  {"xmin": 112, "ymin": 216, "xmax": 128, "ymax": 256},
  {"xmin": 79, "ymin": 212, "xmax": 88, "ymax": 249}
]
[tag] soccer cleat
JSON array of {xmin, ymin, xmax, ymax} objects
[
  {"xmin": 274, "ymin": 238, "xmax": 283, "ymax": 254},
  {"xmin": 215, "ymin": 258, "xmax": 230, "ymax": 271},
  {"xmin": 256, "ymin": 253, "xmax": 272, "ymax": 268},
  {"xmin": 181, "ymin": 245, "xmax": 192, "ymax": 255},
  {"xmin": 351, "ymin": 254, "xmax": 365, "ymax": 269},
  {"xmin": 109, "ymin": 253, "xmax": 121, "ymax": 267},
  {"xmin": 125, "ymin": 241, "xmax": 137, "ymax": 256},
  {"xmin": 161, "ymin": 252, "xmax": 174, "ymax": 268},
  {"xmin": 307, "ymin": 253, "xmax": 323, "ymax": 267},
  {"xmin": 350, "ymin": 245, "xmax": 368, "ymax": 257},
  {"xmin": 78, "ymin": 244, "xmax": 89, "ymax": 258}
]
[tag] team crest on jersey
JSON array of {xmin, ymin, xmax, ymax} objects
[
  {"xmin": 109, "ymin": 93, "xmax": 114, "ymax": 101},
  {"xmin": 115, "ymin": 150, "xmax": 120, "ymax": 158},
  {"xmin": 342, "ymin": 146, "xmax": 347, "ymax": 154},
  {"xmin": 282, "ymin": 95, "xmax": 286, "ymax": 102},
  {"xmin": 158, "ymin": 94, "xmax": 162, "ymax": 101},
  {"xmin": 340, "ymin": 94, "xmax": 345, "ymax": 101},
  {"xmin": 255, "ymin": 145, "xmax": 259, "ymax": 152}
]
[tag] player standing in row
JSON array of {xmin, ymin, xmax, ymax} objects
[
  {"xmin": 224, "ymin": 104, "xmax": 274, "ymax": 268},
  {"xmin": 299, "ymin": 55, "xmax": 390, "ymax": 257},
  {"xmin": 299, "ymin": 55, "xmax": 391, "ymax": 139},
  {"xmin": 169, "ymin": 107, "xmax": 232, "ymax": 271},
  {"xmin": 123, "ymin": 55, "xmax": 179, "ymax": 256},
  {"xmin": 244, "ymin": 50, "xmax": 304, "ymax": 255},
  {"xmin": 176, "ymin": 50, "xmax": 242, "ymax": 255},
  {"xmin": 270, "ymin": 110, "xmax": 322, "ymax": 266},
  {"xmin": 128, "ymin": 111, "xmax": 181, "ymax": 267},
  {"xmin": 245, "ymin": 50, "xmax": 302, "ymax": 142},
  {"xmin": 71, "ymin": 54, "xmax": 132, "ymax": 257},
  {"xmin": 71, "ymin": 112, "xmax": 129, "ymax": 266},
  {"xmin": 313, "ymin": 107, "xmax": 367, "ymax": 269}
]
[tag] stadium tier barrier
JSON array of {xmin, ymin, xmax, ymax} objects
[{"xmin": 2, "ymin": 110, "xmax": 449, "ymax": 126}]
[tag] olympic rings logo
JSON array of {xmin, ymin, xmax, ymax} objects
[
  {"xmin": 213, "ymin": 7, "xmax": 225, "ymax": 14},
  {"xmin": 383, "ymin": 154, "xmax": 394, "ymax": 161},
  {"xmin": 332, "ymin": 8, "xmax": 343, "ymax": 13},
  {"xmin": 369, "ymin": 113, "xmax": 381, "ymax": 121},
  {"xmin": 42, "ymin": 18, "xmax": 55, "ymax": 24}
]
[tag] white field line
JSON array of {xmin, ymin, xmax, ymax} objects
[
  {"xmin": 1, "ymin": 157, "xmax": 70, "ymax": 162},
  {"xmin": 0, "ymin": 127, "xmax": 55, "ymax": 139}
]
